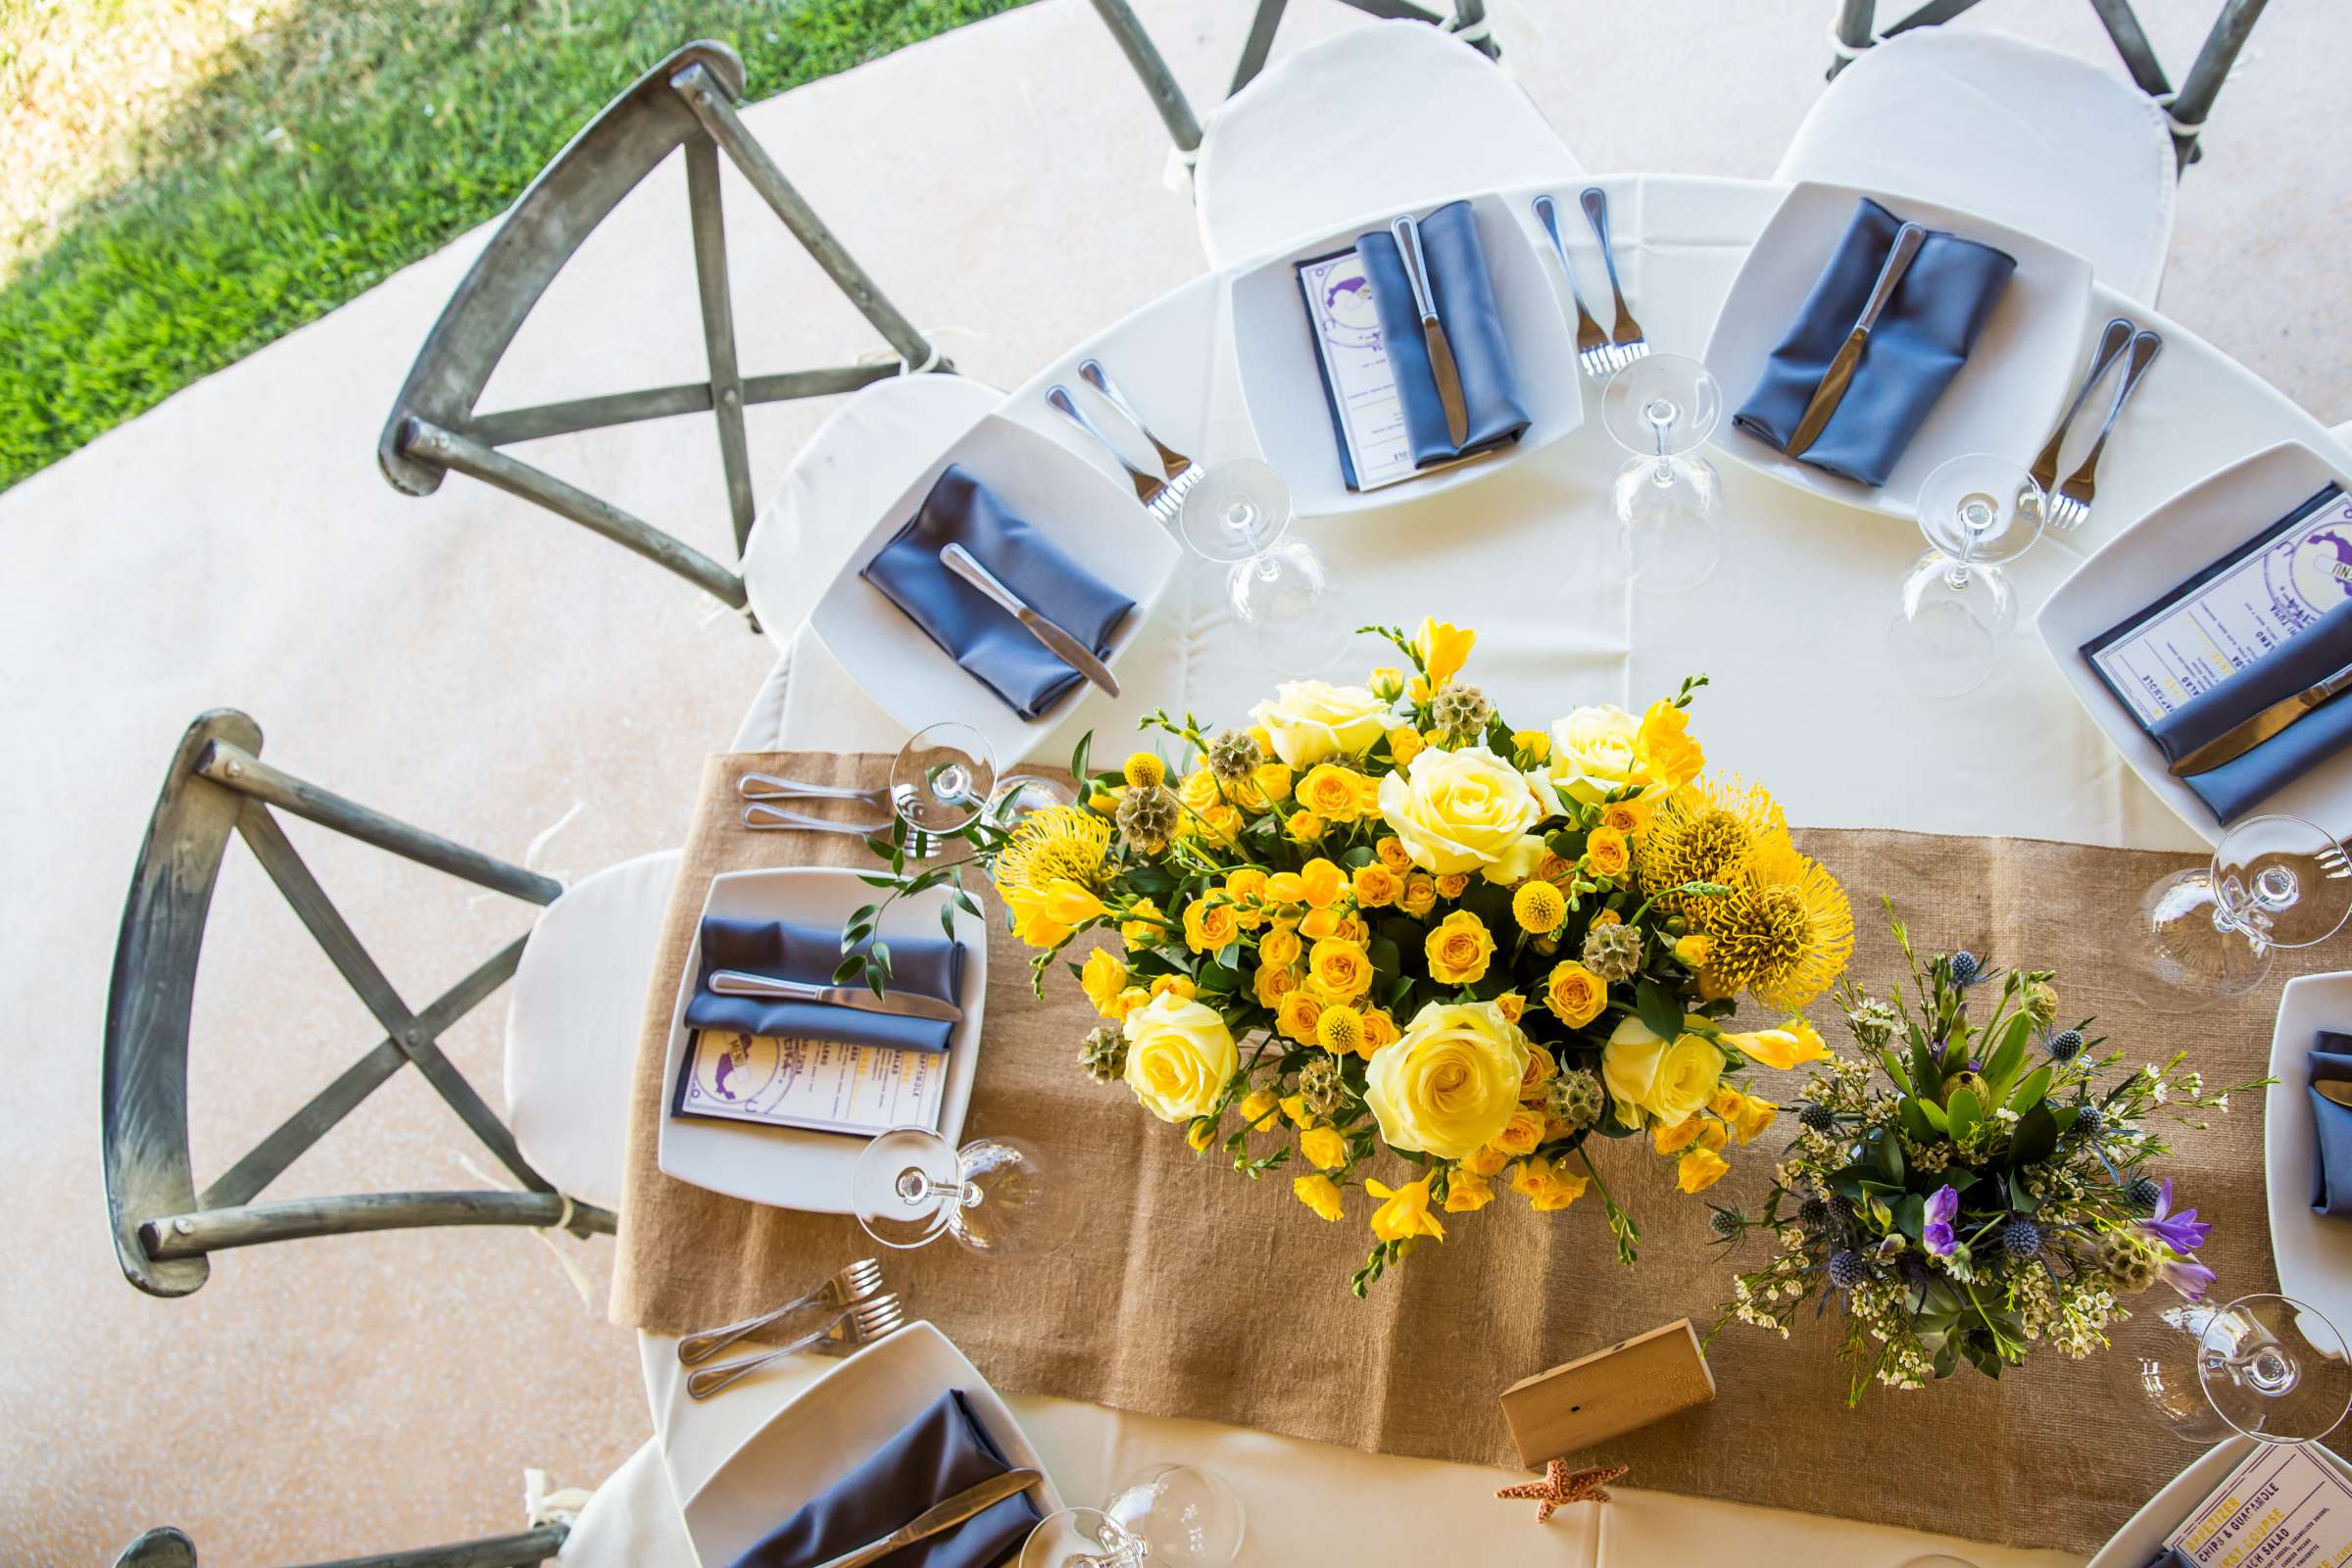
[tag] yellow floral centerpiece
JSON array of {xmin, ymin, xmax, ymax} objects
[{"xmin": 848, "ymin": 620, "xmax": 1856, "ymax": 1293}]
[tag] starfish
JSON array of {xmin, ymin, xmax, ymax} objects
[{"xmin": 1495, "ymin": 1458, "xmax": 1628, "ymax": 1523}]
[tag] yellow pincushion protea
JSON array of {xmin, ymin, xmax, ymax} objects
[
  {"xmin": 992, "ymin": 805, "xmax": 1111, "ymax": 899},
  {"xmin": 1633, "ymin": 773, "xmax": 1787, "ymax": 908},
  {"xmin": 1698, "ymin": 836, "xmax": 1855, "ymax": 1011}
]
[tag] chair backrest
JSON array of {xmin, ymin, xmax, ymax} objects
[
  {"xmin": 1826, "ymin": 0, "xmax": 2271, "ymax": 169},
  {"xmin": 1088, "ymin": 0, "xmax": 1498, "ymax": 156},
  {"xmin": 377, "ymin": 39, "xmax": 947, "ymax": 615},
  {"xmin": 116, "ymin": 1523, "xmax": 567, "ymax": 1568},
  {"xmin": 103, "ymin": 710, "xmax": 610, "ymax": 1300}
]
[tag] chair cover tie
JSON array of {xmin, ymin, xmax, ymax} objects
[{"xmin": 455, "ymin": 1152, "xmax": 596, "ymax": 1310}]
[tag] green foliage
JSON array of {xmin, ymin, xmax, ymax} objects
[{"xmin": 0, "ymin": 0, "xmax": 1033, "ymax": 490}]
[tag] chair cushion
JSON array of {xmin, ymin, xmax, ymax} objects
[
  {"xmin": 1774, "ymin": 27, "xmax": 2176, "ymax": 304},
  {"xmin": 1193, "ymin": 20, "xmax": 1587, "ymax": 270},
  {"xmin": 740, "ymin": 372, "xmax": 1003, "ymax": 654},
  {"xmin": 555, "ymin": 1440, "xmax": 693, "ymax": 1565},
  {"xmin": 506, "ymin": 848, "xmax": 682, "ymax": 1214}
]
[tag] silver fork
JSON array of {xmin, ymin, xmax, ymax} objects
[
  {"xmin": 1079, "ymin": 359, "xmax": 1200, "ymax": 515},
  {"xmin": 675, "ymin": 1258, "xmax": 883, "ymax": 1367},
  {"xmin": 2051, "ymin": 329, "xmax": 2162, "ymax": 533},
  {"xmin": 737, "ymin": 773, "xmax": 889, "ymax": 808},
  {"xmin": 686, "ymin": 1294, "xmax": 906, "ymax": 1399},
  {"xmin": 2030, "ymin": 316, "xmax": 2135, "ymax": 503},
  {"xmin": 740, "ymin": 802, "xmax": 940, "ymax": 858},
  {"xmin": 2321, "ymin": 842, "xmax": 2352, "ymax": 879},
  {"xmin": 1580, "ymin": 187, "xmax": 1647, "ymax": 368},
  {"xmin": 1531, "ymin": 194, "xmax": 1620, "ymax": 378},
  {"xmin": 1046, "ymin": 385, "xmax": 1188, "ymax": 525}
]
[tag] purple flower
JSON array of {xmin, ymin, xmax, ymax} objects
[
  {"xmin": 2136, "ymin": 1180, "xmax": 2213, "ymax": 1253},
  {"xmin": 2162, "ymin": 1254, "xmax": 2217, "ymax": 1302},
  {"xmin": 1922, "ymin": 1184, "xmax": 1960, "ymax": 1257}
]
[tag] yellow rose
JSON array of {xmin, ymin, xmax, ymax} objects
[
  {"xmin": 1258, "ymin": 924, "xmax": 1302, "ymax": 968},
  {"xmin": 1600, "ymin": 796, "xmax": 1651, "ymax": 837},
  {"xmin": 1730, "ymin": 1017, "xmax": 1832, "ymax": 1071},
  {"xmin": 1240, "ymin": 1086, "xmax": 1281, "ymax": 1128},
  {"xmin": 1179, "ymin": 768, "xmax": 1221, "ymax": 811},
  {"xmin": 1444, "ymin": 1169, "xmax": 1494, "ymax": 1212},
  {"xmin": 1309, "ymin": 939, "xmax": 1375, "ymax": 1001},
  {"xmin": 1224, "ymin": 867, "xmax": 1269, "ymax": 928},
  {"xmin": 1711, "ymin": 1086, "xmax": 1779, "ymax": 1144},
  {"xmin": 1492, "ymin": 1106, "xmax": 1545, "ymax": 1156},
  {"xmin": 1543, "ymin": 961, "xmax": 1607, "ymax": 1028},
  {"xmin": 1298, "ymin": 762, "xmax": 1368, "ymax": 822},
  {"xmin": 1601, "ymin": 1013, "xmax": 1728, "ymax": 1128},
  {"xmin": 1197, "ymin": 804, "xmax": 1244, "ymax": 845},
  {"xmin": 1122, "ymin": 993, "xmax": 1238, "ymax": 1123},
  {"xmin": 1150, "ymin": 973, "xmax": 1198, "ymax": 1002},
  {"xmin": 1277, "ymin": 986, "xmax": 1326, "ymax": 1045},
  {"xmin": 1359, "ymin": 1006, "xmax": 1399, "ymax": 1054},
  {"xmin": 1677, "ymin": 1146, "xmax": 1732, "ymax": 1194},
  {"xmin": 1635, "ymin": 699, "xmax": 1705, "ymax": 793},
  {"xmin": 1351, "ymin": 862, "xmax": 1401, "ymax": 908},
  {"xmin": 1080, "ymin": 948, "xmax": 1128, "ymax": 1016},
  {"xmin": 1287, "ymin": 812, "xmax": 1327, "ymax": 844},
  {"xmin": 1293, "ymin": 1173, "xmax": 1346, "ymax": 1222},
  {"xmin": 1435, "ymin": 871, "xmax": 1471, "ymax": 901},
  {"xmin": 1584, "ymin": 826, "xmax": 1631, "ymax": 880},
  {"xmin": 1110, "ymin": 986, "xmax": 1151, "ymax": 1021},
  {"xmin": 1377, "ymin": 836, "xmax": 1413, "ymax": 874},
  {"xmin": 1464, "ymin": 1143, "xmax": 1511, "ymax": 1177},
  {"xmin": 1398, "ymin": 873, "xmax": 1439, "ymax": 918},
  {"xmin": 1365, "ymin": 1174, "xmax": 1446, "ymax": 1243},
  {"xmin": 1546, "ymin": 704, "xmax": 1643, "ymax": 806},
  {"xmin": 1369, "ymin": 666, "xmax": 1406, "ymax": 701},
  {"xmin": 1388, "ymin": 726, "xmax": 1425, "ymax": 768},
  {"xmin": 1376, "ymin": 744, "xmax": 1553, "ymax": 875},
  {"xmin": 1252, "ymin": 964, "xmax": 1297, "ymax": 1008},
  {"xmin": 1120, "ymin": 898, "xmax": 1165, "ymax": 947},
  {"xmin": 1518, "ymin": 1040, "xmax": 1555, "ymax": 1096},
  {"xmin": 1411, "ymin": 616, "xmax": 1477, "ymax": 690},
  {"xmin": 1424, "ymin": 909, "xmax": 1495, "ymax": 985},
  {"xmin": 1182, "ymin": 898, "xmax": 1239, "ymax": 954},
  {"xmin": 1250, "ymin": 679, "xmax": 1390, "ymax": 769},
  {"xmin": 1300, "ymin": 1125, "xmax": 1348, "ymax": 1169},
  {"xmin": 1362, "ymin": 1000, "xmax": 1532, "ymax": 1160},
  {"xmin": 1252, "ymin": 761, "xmax": 1295, "ymax": 807}
]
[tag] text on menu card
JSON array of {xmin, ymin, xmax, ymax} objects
[{"xmin": 674, "ymin": 1030, "xmax": 945, "ymax": 1138}]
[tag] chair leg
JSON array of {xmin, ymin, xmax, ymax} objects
[
  {"xmin": 1087, "ymin": 0, "xmax": 1204, "ymax": 153},
  {"xmin": 2169, "ymin": 0, "xmax": 2272, "ymax": 170},
  {"xmin": 1828, "ymin": 0, "xmax": 1877, "ymax": 79}
]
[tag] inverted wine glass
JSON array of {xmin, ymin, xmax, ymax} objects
[
  {"xmin": 890, "ymin": 722, "xmax": 997, "ymax": 836},
  {"xmin": 1019, "ymin": 1463, "xmax": 1246, "ymax": 1568},
  {"xmin": 850, "ymin": 1128, "xmax": 1055, "ymax": 1254},
  {"xmin": 1178, "ymin": 458, "xmax": 1351, "ymax": 675},
  {"xmin": 1601, "ymin": 353, "xmax": 1726, "ymax": 595},
  {"xmin": 1887, "ymin": 454, "xmax": 2044, "ymax": 695},
  {"xmin": 2128, "ymin": 812, "xmax": 2352, "ymax": 1010},
  {"xmin": 2136, "ymin": 1294, "xmax": 2352, "ymax": 1446}
]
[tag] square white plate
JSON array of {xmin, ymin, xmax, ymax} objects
[
  {"xmin": 2036, "ymin": 440, "xmax": 2352, "ymax": 847},
  {"xmin": 2266, "ymin": 970, "xmax": 2352, "ymax": 1338},
  {"xmin": 682, "ymin": 1319, "xmax": 1061, "ymax": 1565},
  {"xmin": 810, "ymin": 412, "xmax": 1181, "ymax": 765},
  {"xmin": 1229, "ymin": 189, "xmax": 1586, "ymax": 518},
  {"xmin": 656, "ymin": 866, "xmax": 987, "ymax": 1212},
  {"xmin": 2087, "ymin": 1436, "xmax": 2352, "ymax": 1566},
  {"xmin": 1700, "ymin": 180, "xmax": 2094, "ymax": 521}
]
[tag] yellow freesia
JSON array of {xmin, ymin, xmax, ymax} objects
[{"xmin": 1365, "ymin": 1174, "xmax": 1446, "ymax": 1243}]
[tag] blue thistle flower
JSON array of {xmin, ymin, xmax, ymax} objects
[
  {"xmin": 1799, "ymin": 1102, "xmax": 1837, "ymax": 1133},
  {"xmin": 1797, "ymin": 1196, "xmax": 1831, "ymax": 1229},
  {"xmin": 2127, "ymin": 1175, "xmax": 2163, "ymax": 1210},
  {"xmin": 1828, "ymin": 1250, "xmax": 1866, "ymax": 1290},
  {"xmin": 2001, "ymin": 1218, "xmax": 2043, "ymax": 1258},
  {"xmin": 1948, "ymin": 951, "xmax": 1983, "ymax": 987},
  {"xmin": 1708, "ymin": 1208, "xmax": 1740, "ymax": 1240},
  {"xmin": 2048, "ymin": 1028, "xmax": 2084, "ymax": 1061},
  {"xmin": 2077, "ymin": 1102, "xmax": 2105, "ymax": 1137}
]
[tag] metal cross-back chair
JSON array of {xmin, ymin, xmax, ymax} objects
[
  {"xmin": 377, "ymin": 38, "xmax": 949, "ymax": 618},
  {"xmin": 1826, "ymin": 0, "xmax": 2270, "ymax": 170},
  {"xmin": 104, "ymin": 710, "xmax": 615, "ymax": 1299},
  {"xmin": 116, "ymin": 1524, "xmax": 567, "ymax": 1568}
]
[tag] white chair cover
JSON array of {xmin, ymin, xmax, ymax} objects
[
  {"xmin": 1192, "ymin": 20, "xmax": 1587, "ymax": 270},
  {"xmin": 552, "ymin": 1441, "xmax": 694, "ymax": 1565},
  {"xmin": 738, "ymin": 372, "xmax": 1004, "ymax": 650},
  {"xmin": 1774, "ymin": 28, "xmax": 2176, "ymax": 304},
  {"xmin": 505, "ymin": 848, "xmax": 682, "ymax": 1214}
]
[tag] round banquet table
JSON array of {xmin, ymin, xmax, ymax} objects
[{"xmin": 641, "ymin": 173, "xmax": 2352, "ymax": 1566}]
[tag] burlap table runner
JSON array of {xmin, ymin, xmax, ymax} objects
[{"xmin": 613, "ymin": 752, "xmax": 2324, "ymax": 1552}]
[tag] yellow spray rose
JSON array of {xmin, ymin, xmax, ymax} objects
[
  {"xmin": 1351, "ymin": 862, "xmax": 1401, "ymax": 908},
  {"xmin": 1309, "ymin": 939, "xmax": 1375, "ymax": 1001},
  {"xmin": 1120, "ymin": 898, "xmax": 1165, "ymax": 947},
  {"xmin": 1277, "ymin": 987, "xmax": 1326, "ymax": 1045},
  {"xmin": 1388, "ymin": 726, "xmax": 1425, "ymax": 768},
  {"xmin": 1250, "ymin": 679, "xmax": 1389, "ymax": 769},
  {"xmin": 1300, "ymin": 1124, "xmax": 1348, "ymax": 1169},
  {"xmin": 1293, "ymin": 1173, "xmax": 1346, "ymax": 1222},
  {"xmin": 1258, "ymin": 923, "xmax": 1302, "ymax": 968},
  {"xmin": 1398, "ymin": 873, "xmax": 1439, "ymax": 918},
  {"xmin": 1359, "ymin": 1006, "xmax": 1399, "ymax": 1054},
  {"xmin": 1251, "ymin": 761, "xmax": 1295, "ymax": 807},
  {"xmin": 1543, "ymin": 960, "xmax": 1607, "ymax": 1028},
  {"xmin": 1600, "ymin": 1013, "xmax": 1726, "ymax": 1129},
  {"xmin": 1149, "ymin": 973, "xmax": 1197, "ymax": 1002},
  {"xmin": 1584, "ymin": 826, "xmax": 1631, "ymax": 880},
  {"xmin": 1252, "ymin": 964, "xmax": 1297, "ymax": 1008},
  {"xmin": 1287, "ymin": 812, "xmax": 1327, "ymax": 844},
  {"xmin": 1362, "ymin": 1000, "xmax": 1532, "ymax": 1160},
  {"xmin": 1424, "ymin": 909, "xmax": 1495, "ymax": 985},
  {"xmin": 1711, "ymin": 1086, "xmax": 1779, "ymax": 1144},
  {"xmin": 1122, "ymin": 994, "xmax": 1237, "ymax": 1124},
  {"xmin": 1376, "ymin": 744, "xmax": 1553, "ymax": 875},
  {"xmin": 1492, "ymin": 1106, "xmax": 1546, "ymax": 1156},
  {"xmin": 1080, "ymin": 948, "xmax": 1128, "ymax": 1016},
  {"xmin": 1298, "ymin": 762, "xmax": 1369, "ymax": 822},
  {"xmin": 1182, "ymin": 898, "xmax": 1239, "ymax": 954},
  {"xmin": 1376, "ymin": 836, "xmax": 1413, "ymax": 874},
  {"xmin": 1444, "ymin": 1169, "xmax": 1495, "ymax": 1212}
]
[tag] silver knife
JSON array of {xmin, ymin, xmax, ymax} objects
[
  {"xmin": 2166, "ymin": 661, "xmax": 2352, "ymax": 777},
  {"xmin": 1392, "ymin": 215, "xmax": 1470, "ymax": 447},
  {"xmin": 708, "ymin": 969, "xmax": 962, "ymax": 1023},
  {"xmin": 809, "ymin": 1468, "xmax": 1044, "ymax": 1568},
  {"xmin": 939, "ymin": 542, "xmax": 1120, "ymax": 698},
  {"xmin": 1786, "ymin": 220, "xmax": 1929, "ymax": 460}
]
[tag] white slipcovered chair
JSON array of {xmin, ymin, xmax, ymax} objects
[{"xmin": 1775, "ymin": 28, "xmax": 2177, "ymax": 304}]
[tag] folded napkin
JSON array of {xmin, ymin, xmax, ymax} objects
[
  {"xmin": 861, "ymin": 465, "xmax": 1134, "ymax": 720},
  {"xmin": 2146, "ymin": 596, "xmax": 2352, "ymax": 825},
  {"xmin": 1732, "ymin": 196, "xmax": 2017, "ymax": 488},
  {"xmin": 2311, "ymin": 1033, "xmax": 2352, "ymax": 1220},
  {"xmin": 726, "ymin": 1390, "xmax": 1043, "ymax": 1568},
  {"xmin": 1356, "ymin": 200, "xmax": 1531, "ymax": 469},
  {"xmin": 685, "ymin": 916, "xmax": 964, "ymax": 1054}
]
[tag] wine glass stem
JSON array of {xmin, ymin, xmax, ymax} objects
[{"xmin": 895, "ymin": 1169, "xmax": 983, "ymax": 1209}]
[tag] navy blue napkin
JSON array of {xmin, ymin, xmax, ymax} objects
[
  {"xmin": 685, "ymin": 916, "xmax": 963, "ymax": 1054},
  {"xmin": 2147, "ymin": 597, "xmax": 2352, "ymax": 825},
  {"xmin": 1732, "ymin": 197, "xmax": 2017, "ymax": 488},
  {"xmin": 1356, "ymin": 200, "xmax": 1530, "ymax": 469},
  {"xmin": 726, "ymin": 1390, "xmax": 1042, "ymax": 1568},
  {"xmin": 861, "ymin": 465, "xmax": 1134, "ymax": 720},
  {"xmin": 2311, "ymin": 1033, "xmax": 2352, "ymax": 1220}
]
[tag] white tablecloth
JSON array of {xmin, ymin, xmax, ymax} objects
[{"xmin": 649, "ymin": 173, "xmax": 2349, "ymax": 1565}]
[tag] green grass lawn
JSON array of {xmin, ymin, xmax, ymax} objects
[{"xmin": 0, "ymin": 0, "xmax": 1031, "ymax": 493}]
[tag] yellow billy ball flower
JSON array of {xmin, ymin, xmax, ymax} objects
[
  {"xmin": 1425, "ymin": 909, "xmax": 1495, "ymax": 985},
  {"xmin": 1544, "ymin": 961, "xmax": 1607, "ymax": 1028},
  {"xmin": 1512, "ymin": 879, "xmax": 1567, "ymax": 935},
  {"xmin": 1351, "ymin": 862, "xmax": 1401, "ymax": 908},
  {"xmin": 1300, "ymin": 1124, "xmax": 1348, "ymax": 1169},
  {"xmin": 1122, "ymin": 752, "xmax": 1167, "ymax": 790},
  {"xmin": 1316, "ymin": 1004, "xmax": 1366, "ymax": 1055},
  {"xmin": 1309, "ymin": 940, "xmax": 1375, "ymax": 1001},
  {"xmin": 1293, "ymin": 1172, "xmax": 1346, "ymax": 1221},
  {"xmin": 1584, "ymin": 826, "xmax": 1631, "ymax": 881}
]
